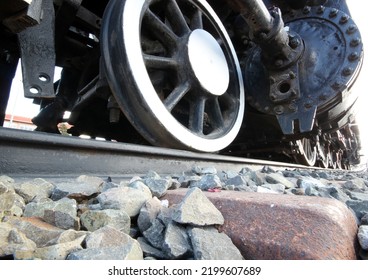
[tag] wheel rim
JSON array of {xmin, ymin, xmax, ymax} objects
[
  {"xmin": 101, "ymin": 0, "xmax": 244, "ymax": 152},
  {"xmin": 317, "ymin": 142, "xmax": 329, "ymax": 168},
  {"xmin": 294, "ymin": 138, "xmax": 317, "ymax": 166}
]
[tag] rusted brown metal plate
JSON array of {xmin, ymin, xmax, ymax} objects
[{"xmin": 163, "ymin": 189, "xmax": 359, "ymax": 260}]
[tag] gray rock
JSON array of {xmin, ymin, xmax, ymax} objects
[
  {"xmin": 358, "ymin": 225, "xmax": 368, "ymax": 250},
  {"xmin": 67, "ymin": 245, "xmax": 143, "ymax": 260},
  {"xmin": 24, "ymin": 198, "xmax": 79, "ymax": 230},
  {"xmin": 347, "ymin": 191, "xmax": 368, "ymax": 201},
  {"xmin": 225, "ymin": 175, "xmax": 248, "ymax": 188},
  {"xmin": 188, "ymin": 227, "xmax": 243, "ymax": 260},
  {"xmin": 0, "ymin": 189, "xmax": 25, "ymax": 218},
  {"xmin": 85, "ymin": 226, "xmax": 140, "ymax": 251},
  {"xmin": 346, "ymin": 200, "xmax": 368, "ymax": 220},
  {"xmin": 172, "ymin": 187, "xmax": 224, "ymax": 226},
  {"xmin": 80, "ymin": 209, "xmax": 131, "ymax": 233},
  {"xmin": 143, "ymin": 219, "xmax": 166, "ymax": 249},
  {"xmin": 162, "ymin": 222, "xmax": 191, "ymax": 259},
  {"xmin": 0, "ymin": 223, "xmax": 37, "ymax": 257},
  {"xmin": 2, "ymin": 216, "xmax": 64, "ymax": 247},
  {"xmin": 329, "ymin": 186, "xmax": 351, "ymax": 203},
  {"xmin": 344, "ymin": 179, "xmax": 368, "ymax": 192},
  {"xmin": 361, "ymin": 214, "xmax": 368, "ymax": 225},
  {"xmin": 97, "ymin": 185, "xmax": 152, "ymax": 217},
  {"xmin": 51, "ymin": 179, "xmax": 103, "ymax": 201},
  {"xmin": 137, "ymin": 237, "xmax": 167, "ymax": 259},
  {"xmin": 144, "ymin": 177, "xmax": 172, "ymax": 198},
  {"xmin": 260, "ymin": 183, "xmax": 285, "ymax": 194},
  {"xmin": 190, "ymin": 174, "xmax": 222, "ymax": 191},
  {"xmin": 178, "ymin": 174, "xmax": 201, "ymax": 188},
  {"xmin": 192, "ymin": 166, "xmax": 217, "ymax": 175},
  {"xmin": 14, "ymin": 178, "xmax": 54, "ymax": 203},
  {"xmin": 137, "ymin": 197, "xmax": 162, "ymax": 233},
  {"xmin": 33, "ymin": 234, "xmax": 85, "ymax": 260},
  {"xmin": 266, "ymin": 173, "xmax": 296, "ymax": 189},
  {"xmin": 249, "ymin": 171, "xmax": 267, "ymax": 186}
]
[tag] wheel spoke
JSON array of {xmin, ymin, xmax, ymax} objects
[
  {"xmin": 164, "ymin": 82, "xmax": 191, "ymax": 112},
  {"xmin": 166, "ymin": 0, "xmax": 191, "ymax": 35},
  {"xmin": 143, "ymin": 54, "xmax": 178, "ymax": 69},
  {"xmin": 144, "ymin": 9, "xmax": 178, "ymax": 48},
  {"xmin": 189, "ymin": 98, "xmax": 205, "ymax": 134},
  {"xmin": 207, "ymin": 98, "xmax": 224, "ymax": 130},
  {"xmin": 191, "ymin": 9, "xmax": 203, "ymax": 29}
]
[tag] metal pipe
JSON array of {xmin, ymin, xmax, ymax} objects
[{"xmin": 228, "ymin": 0, "xmax": 273, "ymax": 33}]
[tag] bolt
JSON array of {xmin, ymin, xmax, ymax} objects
[
  {"xmin": 350, "ymin": 38, "xmax": 361, "ymax": 47},
  {"xmin": 331, "ymin": 81, "xmax": 342, "ymax": 89},
  {"xmin": 329, "ymin": 9, "xmax": 338, "ymax": 18},
  {"xmin": 342, "ymin": 67, "xmax": 353, "ymax": 76},
  {"xmin": 289, "ymin": 103, "xmax": 297, "ymax": 112},
  {"xmin": 304, "ymin": 102, "xmax": 313, "ymax": 109},
  {"xmin": 347, "ymin": 25, "xmax": 357, "ymax": 35},
  {"xmin": 290, "ymin": 90, "xmax": 297, "ymax": 98},
  {"xmin": 274, "ymin": 105, "xmax": 284, "ymax": 115},
  {"xmin": 289, "ymin": 72, "xmax": 296, "ymax": 79},
  {"xmin": 303, "ymin": 6, "xmax": 311, "ymax": 14},
  {"xmin": 317, "ymin": 5, "xmax": 325, "ymax": 14},
  {"xmin": 269, "ymin": 76, "xmax": 276, "ymax": 84},
  {"xmin": 275, "ymin": 59, "xmax": 284, "ymax": 68},
  {"xmin": 339, "ymin": 15, "xmax": 349, "ymax": 24},
  {"xmin": 289, "ymin": 37, "xmax": 300, "ymax": 49},
  {"xmin": 270, "ymin": 94, "xmax": 277, "ymax": 101},
  {"xmin": 264, "ymin": 106, "xmax": 270, "ymax": 112},
  {"xmin": 348, "ymin": 52, "xmax": 359, "ymax": 61}
]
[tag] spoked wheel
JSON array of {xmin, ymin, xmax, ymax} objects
[
  {"xmin": 317, "ymin": 142, "xmax": 330, "ymax": 169},
  {"xmin": 101, "ymin": 0, "xmax": 244, "ymax": 152},
  {"xmin": 294, "ymin": 138, "xmax": 317, "ymax": 166}
]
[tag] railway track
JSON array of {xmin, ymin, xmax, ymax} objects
[{"xmin": 0, "ymin": 127, "xmax": 320, "ymax": 178}]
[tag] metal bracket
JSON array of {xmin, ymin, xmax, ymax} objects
[{"xmin": 17, "ymin": 0, "xmax": 56, "ymax": 99}]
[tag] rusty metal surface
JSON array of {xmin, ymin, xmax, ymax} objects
[{"xmin": 164, "ymin": 189, "xmax": 359, "ymax": 260}]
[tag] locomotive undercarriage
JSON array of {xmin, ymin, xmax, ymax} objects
[{"xmin": 0, "ymin": 0, "xmax": 364, "ymax": 169}]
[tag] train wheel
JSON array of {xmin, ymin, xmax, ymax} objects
[
  {"xmin": 294, "ymin": 138, "xmax": 317, "ymax": 166},
  {"xmin": 101, "ymin": 0, "xmax": 244, "ymax": 152},
  {"xmin": 317, "ymin": 142, "xmax": 329, "ymax": 169}
]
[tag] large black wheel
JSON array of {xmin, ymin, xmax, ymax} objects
[{"xmin": 101, "ymin": 0, "xmax": 244, "ymax": 152}]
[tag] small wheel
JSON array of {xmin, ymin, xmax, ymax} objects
[
  {"xmin": 294, "ymin": 138, "xmax": 317, "ymax": 166},
  {"xmin": 101, "ymin": 0, "xmax": 244, "ymax": 152}
]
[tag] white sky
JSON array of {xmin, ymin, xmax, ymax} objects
[{"xmin": 5, "ymin": 0, "xmax": 368, "ymax": 154}]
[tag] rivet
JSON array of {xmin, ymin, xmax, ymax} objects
[
  {"xmin": 289, "ymin": 72, "xmax": 296, "ymax": 79},
  {"xmin": 347, "ymin": 25, "xmax": 357, "ymax": 35},
  {"xmin": 269, "ymin": 76, "xmax": 276, "ymax": 84},
  {"xmin": 317, "ymin": 6, "xmax": 325, "ymax": 14},
  {"xmin": 339, "ymin": 15, "xmax": 349, "ymax": 24},
  {"xmin": 274, "ymin": 105, "xmax": 284, "ymax": 115},
  {"xmin": 303, "ymin": 6, "xmax": 311, "ymax": 14},
  {"xmin": 348, "ymin": 52, "xmax": 359, "ymax": 61},
  {"xmin": 329, "ymin": 9, "xmax": 338, "ymax": 18},
  {"xmin": 350, "ymin": 38, "xmax": 361, "ymax": 47},
  {"xmin": 331, "ymin": 82, "xmax": 342, "ymax": 89},
  {"xmin": 342, "ymin": 67, "xmax": 353, "ymax": 76},
  {"xmin": 275, "ymin": 59, "xmax": 284, "ymax": 68},
  {"xmin": 304, "ymin": 102, "xmax": 312, "ymax": 109},
  {"xmin": 289, "ymin": 103, "xmax": 297, "ymax": 112}
]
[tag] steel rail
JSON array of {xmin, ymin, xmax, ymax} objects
[{"xmin": 0, "ymin": 127, "xmax": 336, "ymax": 178}]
